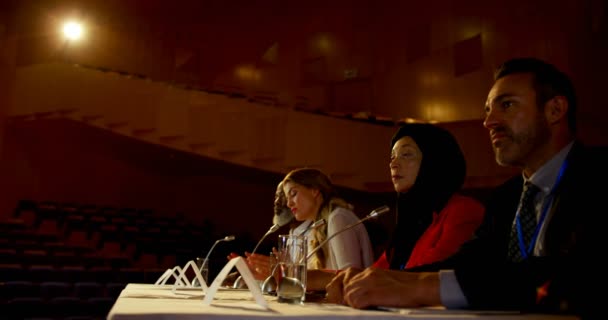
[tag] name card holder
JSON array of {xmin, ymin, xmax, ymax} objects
[
  {"xmin": 154, "ymin": 259, "xmax": 208, "ymax": 293},
  {"xmin": 155, "ymin": 265, "xmax": 187, "ymax": 286},
  {"xmin": 203, "ymin": 257, "xmax": 269, "ymax": 309}
]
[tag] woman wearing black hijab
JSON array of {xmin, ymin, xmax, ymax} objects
[{"xmin": 374, "ymin": 123, "xmax": 485, "ymax": 270}]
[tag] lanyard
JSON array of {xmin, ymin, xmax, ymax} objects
[{"xmin": 515, "ymin": 160, "xmax": 568, "ymax": 259}]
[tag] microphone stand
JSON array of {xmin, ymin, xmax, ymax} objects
[
  {"xmin": 251, "ymin": 209, "xmax": 295, "ymax": 256},
  {"xmin": 197, "ymin": 235, "xmax": 235, "ymax": 285},
  {"xmin": 250, "ymin": 224, "xmax": 280, "ymax": 257},
  {"xmin": 302, "ymin": 205, "xmax": 389, "ymax": 263},
  {"xmin": 232, "ymin": 221, "xmax": 291, "ymax": 289}
]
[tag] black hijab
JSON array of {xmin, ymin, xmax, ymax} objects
[{"xmin": 387, "ymin": 123, "xmax": 466, "ymax": 269}]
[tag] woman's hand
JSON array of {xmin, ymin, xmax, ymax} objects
[
  {"xmin": 226, "ymin": 252, "xmax": 240, "ymax": 260},
  {"xmin": 245, "ymin": 252, "xmax": 273, "ymax": 280}
]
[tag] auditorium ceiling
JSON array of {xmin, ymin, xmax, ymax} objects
[{"xmin": 7, "ymin": 0, "xmax": 608, "ymax": 125}]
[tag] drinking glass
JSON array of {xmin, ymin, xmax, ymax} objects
[{"xmin": 276, "ymin": 234, "xmax": 307, "ymax": 303}]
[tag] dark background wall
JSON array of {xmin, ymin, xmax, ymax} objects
[{"xmin": 0, "ymin": 118, "xmax": 397, "ymax": 256}]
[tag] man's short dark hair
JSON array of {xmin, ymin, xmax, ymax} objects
[{"xmin": 494, "ymin": 58, "xmax": 577, "ymax": 133}]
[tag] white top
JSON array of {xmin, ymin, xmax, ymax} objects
[{"xmin": 292, "ymin": 207, "xmax": 374, "ymax": 270}]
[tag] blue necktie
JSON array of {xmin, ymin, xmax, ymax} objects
[{"xmin": 508, "ymin": 183, "xmax": 540, "ymax": 262}]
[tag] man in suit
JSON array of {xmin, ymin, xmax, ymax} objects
[{"xmin": 325, "ymin": 58, "xmax": 605, "ymax": 318}]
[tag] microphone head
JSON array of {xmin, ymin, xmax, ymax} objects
[
  {"xmin": 268, "ymin": 224, "xmax": 280, "ymax": 234},
  {"xmin": 273, "ymin": 207, "xmax": 294, "ymax": 227},
  {"xmin": 224, "ymin": 235, "xmax": 236, "ymax": 241},
  {"xmin": 310, "ymin": 219, "xmax": 326, "ymax": 229},
  {"xmin": 369, "ymin": 205, "xmax": 390, "ymax": 218}
]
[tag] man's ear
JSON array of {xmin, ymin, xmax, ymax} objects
[{"xmin": 545, "ymin": 96, "xmax": 568, "ymax": 125}]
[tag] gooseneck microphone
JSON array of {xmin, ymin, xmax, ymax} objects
[
  {"xmin": 303, "ymin": 205, "xmax": 390, "ymax": 263},
  {"xmin": 250, "ymin": 208, "xmax": 294, "ymax": 256},
  {"xmin": 202, "ymin": 235, "xmax": 236, "ymax": 271},
  {"xmin": 250, "ymin": 225, "xmax": 280, "ymax": 256},
  {"xmin": 232, "ymin": 210, "xmax": 295, "ymax": 289}
]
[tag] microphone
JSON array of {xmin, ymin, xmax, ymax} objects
[
  {"xmin": 201, "ymin": 235, "xmax": 235, "ymax": 274},
  {"xmin": 303, "ymin": 205, "xmax": 389, "ymax": 263},
  {"xmin": 250, "ymin": 207, "xmax": 294, "ymax": 256},
  {"xmin": 250, "ymin": 225, "xmax": 279, "ymax": 256},
  {"xmin": 232, "ymin": 209, "xmax": 295, "ymax": 289}
]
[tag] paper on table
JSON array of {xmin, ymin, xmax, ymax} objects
[
  {"xmin": 203, "ymin": 257, "xmax": 269, "ymax": 309},
  {"xmin": 377, "ymin": 306, "xmax": 521, "ymax": 315},
  {"xmin": 120, "ymin": 286, "xmax": 204, "ymax": 299}
]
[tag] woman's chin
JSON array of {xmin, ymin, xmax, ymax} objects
[
  {"xmin": 394, "ymin": 184, "xmax": 411, "ymax": 193},
  {"xmin": 293, "ymin": 214, "xmax": 309, "ymax": 221}
]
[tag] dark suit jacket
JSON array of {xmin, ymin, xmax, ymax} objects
[{"xmin": 412, "ymin": 142, "xmax": 607, "ymax": 317}]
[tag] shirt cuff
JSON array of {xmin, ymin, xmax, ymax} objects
[{"xmin": 439, "ymin": 269, "xmax": 469, "ymax": 309}]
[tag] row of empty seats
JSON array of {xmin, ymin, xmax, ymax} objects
[
  {"xmin": 0, "ymin": 199, "xmax": 214, "ymax": 320},
  {"xmin": 5, "ymin": 200, "xmax": 213, "ymax": 267}
]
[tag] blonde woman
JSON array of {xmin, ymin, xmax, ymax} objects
[{"xmin": 281, "ymin": 168, "xmax": 374, "ymax": 270}]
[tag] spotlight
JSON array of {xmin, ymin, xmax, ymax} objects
[{"xmin": 63, "ymin": 22, "xmax": 83, "ymax": 40}]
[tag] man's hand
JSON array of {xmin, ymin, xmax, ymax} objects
[
  {"xmin": 328, "ymin": 267, "xmax": 442, "ymax": 309},
  {"xmin": 325, "ymin": 267, "xmax": 364, "ymax": 304}
]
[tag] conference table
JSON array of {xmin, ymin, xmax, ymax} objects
[{"xmin": 107, "ymin": 283, "xmax": 581, "ymax": 320}]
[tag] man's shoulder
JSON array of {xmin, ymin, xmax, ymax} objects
[
  {"xmin": 582, "ymin": 145, "xmax": 608, "ymax": 163},
  {"xmin": 570, "ymin": 141, "xmax": 608, "ymax": 160},
  {"xmin": 567, "ymin": 143, "xmax": 608, "ymax": 176}
]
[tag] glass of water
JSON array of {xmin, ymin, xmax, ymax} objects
[{"xmin": 276, "ymin": 234, "xmax": 307, "ymax": 304}]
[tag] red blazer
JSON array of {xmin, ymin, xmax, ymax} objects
[{"xmin": 373, "ymin": 194, "xmax": 485, "ymax": 269}]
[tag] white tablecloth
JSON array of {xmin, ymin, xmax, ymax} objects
[{"xmin": 107, "ymin": 283, "xmax": 580, "ymax": 320}]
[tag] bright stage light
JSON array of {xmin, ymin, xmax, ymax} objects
[{"xmin": 63, "ymin": 22, "xmax": 83, "ymax": 40}]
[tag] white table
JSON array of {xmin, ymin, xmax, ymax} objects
[{"xmin": 107, "ymin": 283, "xmax": 580, "ymax": 320}]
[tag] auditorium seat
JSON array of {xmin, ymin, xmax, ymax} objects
[
  {"xmin": 86, "ymin": 266, "xmax": 115, "ymax": 283},
  {"xmin": 0, "ymin": 248, "xmax": 19, "ymax": 264},
  {"xmin": 35, "ymin": 201, "xmax": 63, "ymax": 227},
  {"xmin": 0, "ymin": 263, "xmax": 26, "ymax": 282},
  {"xmin": 73, "ymin": 281, "xmax": 105, "ymax": 299},
  {"xmin": 28, "ymin": 264, "xmax": 58, "ymax": 282},
  {"xmin": 22, "ymin": 249, "xmax": 52, "ymax": 266},
  {"xmin": 105, "ymin": 282, "xmax": 126, "ymax": 299},
  {"xmin": 5, "ymin": 297, "xmax": 49, "ymax": 319},
  {"xmin": 132, "ymin": 252, "xmax": 159, "ymax": 269},
  {"xmin": 0, "ymin": 217, "xmax": 27, "ymax": 234},
  {"xmin": 48, "ymin": 296, "xmax": 89, "ymax": 318},
  {"xmin": 1, "ymin": 281, "xmax": 38, "ymax": 300},
  {"xmin": 40, "ymin": 281, "xmax": 73, "ymax": 300},
  {"xmin": 88, "ymin": 296, "xmax": 115, "ymax": 317},
  {"xmin": 117, "ymin": 267, "xmax": 146, "ymax": 283},
  {"xmin": 58, "ymin": 265, "xmax": 87, "ymax": 282}
]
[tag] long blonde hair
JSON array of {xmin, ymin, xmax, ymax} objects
[{"xmin": 282, "ymin": 168, "xmax": 353, "ymax": 269}]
